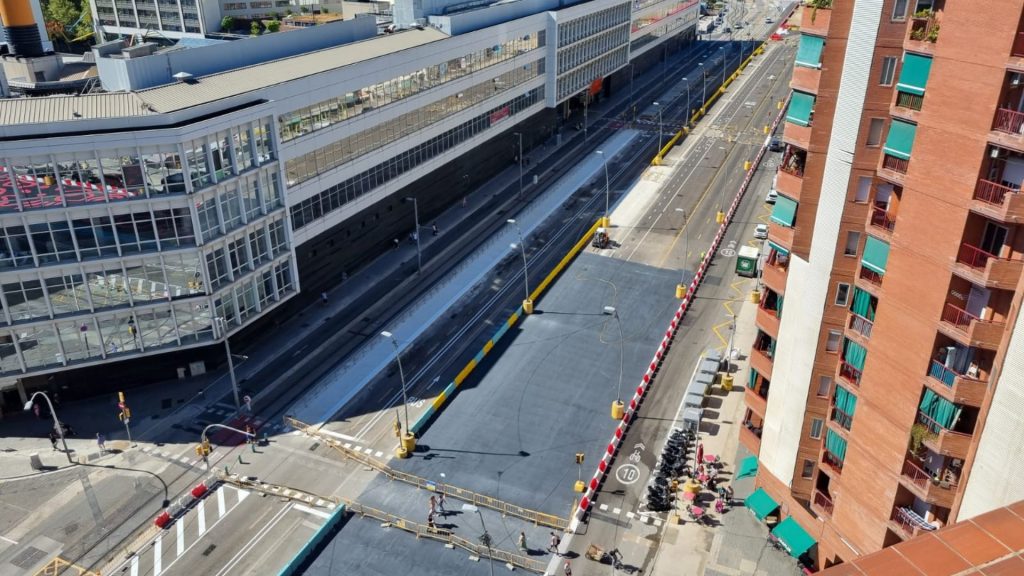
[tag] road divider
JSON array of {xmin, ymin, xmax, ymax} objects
[
  {"xmin": 276, "ymin": 504, "xmax": 346, "ymax": 576},
  {"xmin": 409, "ymin": 218, "xmax": 604, "ymax": 435},
  {"xmin": 575, "ymin": 84, "xmax": 792, "ymax": 523}
]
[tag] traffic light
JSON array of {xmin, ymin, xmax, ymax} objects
[
  {"xmin": 195, "ymin": 439, "xmax": 212, "ymax": 457},
  {"xmin": 575, "ymin": 452, "xmax": 585, "ymax": 465},
  {"xmin": 118, "ymin": 391, "xmax": 126, "ymax": 403},
  {"xmin": 393, "ymin": 414, "xmax": 402, "ymax": 438},
  {"xmin": 118, "ymin": 407, "xmax": 131, "ymax": 421}
]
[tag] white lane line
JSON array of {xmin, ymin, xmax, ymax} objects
[
  {"xmin": 176, "ymin": 521, "xmax": 185, "ymax": 557},
  {"xmin": 197, "ymin": 500, "xmax": 207, "ymax": 536},
  {"xmin": 130, "ymin": 555, "xmax": 139, "ymax": 576},
  {"xmin": 238, "ymin": 488, "xmax": 250, "ymax": 503},
  {"xmin": 213, "ymin": 505, "xmax": 293, "ymax": 576},
  {"xmin": 653, "ymin": 518, "xmax": 663, "ymax": 527},
  {"xmin": 613, "ymin": 508, "xmax": 621, "ymax": 515},
  {"xmin": 599, "ymin": 504, "xmax": 608, "ymax": 511},
  {"xmin": 218, "ymin": 487, "xmax": 227, "ymax": 517},
  {"xmin": 363, "ymin": 447, "xmax": 373, "ymax": 455},
  {"xmin": 343, "ymin": 443, "xmax": 352, "ymax": 449},
  {"xmin": 626, "ymin": 511, "xmax": 635, "ymax": 519},
  {"xmin": 318, "ymin": 429, "xmax": 358, "ymax": 442},
  {"xmin": 294, "ymin": 504, "xmax": 331, "ymax": 520},
  {"xmin": 0, "ymin": 535, "xmax": 16, "ymax": 545},
  {"xmin": 315, "ymin": 499, "xmax": 325, "ymax": 507},
  {"xmin": 153, "ymin": 534, "xmax": 163, "ymax": 575},
  {"xmin": 179, "ymin": 456, "xmax": 190, "ymax": 463},
  {"xmin": 375, "ymin": 451, "xmax": 384, "ymax": 458}
]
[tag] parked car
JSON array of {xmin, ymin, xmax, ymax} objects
[
  {"xmin": 766, "ymin": 189, "xmax": 778, "ymax": 203},
  {"xmin": 754, "ymin": 224, "xmax": 769, "ymax": 240},
  {"xmin": 769, "ymin": 137, "xmax": 784, "ymax": 152}
]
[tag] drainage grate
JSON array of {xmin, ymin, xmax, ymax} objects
[
  {"xmin": 202, "ymin": 544, "xmax": 217, "ymax": 556},
  {"xmin": 9, "ymin": 546, "xmax": 48, "ymax": 569},
  {"xmin": 309, "ymin": 442, "xmax": 320, "ymax": 451}
]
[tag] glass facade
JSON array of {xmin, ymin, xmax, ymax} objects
[
  {"xmin": 277, "ymin": 32, "xmax": 546, "ymax": 143},
  {"xmin": 290, "ymin": 87, "xmax": 545, "ymax": 231},
  {"xmin": 557, "ymin": 5, "xmax": 632, "ymax": 100}
]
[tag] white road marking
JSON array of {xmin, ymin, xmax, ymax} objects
[
  {"xmin": 599, "ymin": 504, "xmax": 608, "ymax": 511},
  {"xmin": 343, "ymin": 443, "xmax": 352, "ymax": 449},
  {"xmin": 153, "ymin": 534, "xmax": 163, "ymax": 575},
  {"xmin": 315, "ymin": 499, "xmax": 325, "ymax": 506},
  {"xmin": 375, "ymin": 451, "xmax": 383, "ymax": 458},
  {"xmin": 238, "ymin": 488, "xmax": 249, "ymax": 503},
  {"xmin": 212, "ymin": 505, "xmax": 293, "ymax": 576},
  {"xmin": 294, "ymin": 504, "xmax": 331, "ymax": 520},
  {"xmin": 130, "ymin": 555, "xmax": 139, "ymax": 576},
  {"xmin": 613, "ymin": 508, "xmax": 621, "ymax": 515},
  {"xmin": 318, "ymin": 429, "xmax": 358, "ymax": 442},
  {"xmin": 197, "ymin": 500, "xmax": 207, "ymax": 536},
  {"xmin": 626, "ymin": 511, "xmax": 635, "ymax": 519},
  {"xmin": 653, "ymin": 518, "xmax": 663, "ymax": 527},
  {"xmin": 176, "ymin": 520, "xmax": 185, "ymax": 556},
  {"xmin": 218, "ymin": 486, "xmax": 226, "ymax": 517},
  {"xmin": 0, "ymin": 535, "xmax": 16, "ymax": 545},
  {"xmin": 179, "ymin": 456, "xmax": 190, "ymax": 463},
  {"xmin": 363, "ymin": 447, "xmax": 373, "ymax": 454}
]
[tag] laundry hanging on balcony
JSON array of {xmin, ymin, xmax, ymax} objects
[
  {"xmin": 851, "ymin": 287, "xmax": 876, "ymax": 321},
  {"xmin": 919, "ymin": 389, "xmax": 963, "ymax": 429}
]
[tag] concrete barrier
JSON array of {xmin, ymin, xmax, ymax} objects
[{"xmin": 277, "ymin": 504, "xmax": 346, "ymax": 576}]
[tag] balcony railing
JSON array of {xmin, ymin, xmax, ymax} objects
[
  {"xmin": 831, "ymin": 406, "xmax": 854, "ymax": 430},
  {"xmin": 941, "ymin": 302, "xmax": 977, "ymax": 329},
  {"xmin": 822, "ymin": 450, "xmax": 844, "ymax": 474},
  {"xmin": 928, "ymin": 359, "xmax": 959, "ymax": 387},
  {"xmin": 859, "ymin": 266, "xmax": 883, "ymax": 287},
  {"xmin": 896, "ymin": 91, "xmax": 925, "ymax": 111},
  {"xmin": 1014, "ymin": 31, "xmax": 1024, "ymax": 58},
  {"xmin": 889, "ymin": 506, "xmax": 927, "ymax": 540},
  {"xmin": 994, "ymin": 107, "xmax": 1024, "ymax": 136},
  {"xmin": 869, "ymin": 205, "xmax": 896, "ymax": 232},
  {"xmin": 956, "ymin": 243, "xmax": 997, "ymax": 269},
  {"xmin": 812, "ymin": 490, "xmax": 834, "ymax": 516},
  {"xmin": 838, "ymin": 361, "xmax": 862, "ymax": 386},
  {"xmin": 848, "ymin": 313, "xmax": 873, "ymax": 339},
  {"xmin": 882, "ymin": 154, "xmax": 910, "ymax": 174},
  {"xmin": 916, "ymin": 410, "xmax": 949, "ymax": 435},
  {"xmin": 974, "ymin": 178, "xmax": 1018, "ymax": 206}
]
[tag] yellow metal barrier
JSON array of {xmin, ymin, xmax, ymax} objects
[
  {"xmin": 285, "ymin": 417, "xmax": 569, "ymax": 530},
  {"xmin": 33, "ymin": 558, "xmax": 100, "ymax": 576}
]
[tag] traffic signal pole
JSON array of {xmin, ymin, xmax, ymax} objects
[{"xmin": 117, "ymin": 391, "xmax": 135, "ymax": 447}]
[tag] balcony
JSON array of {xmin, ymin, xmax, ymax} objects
[
  {"xmin": 767, "ymin": 223, "xmax": 795, "ymax": 254},
  {"xmin": 791, "ymin": 65, "xmax": 821, "ymax": 96},
  {"xmin": 906, "ymin": 12, "xmax": 940, "ymax": 55},
  {"xmin": 857, "ymin": 266, "xmax": 884, "ymax": 294},
  {"xmin": 1011, "ymin": 32, "xmax": 1024, "ymax": 69},
  {"xmin": 925, "ymin": 360, "xmax": 989, "ymax": 407},
  {"xmin": 783, "ymin": 121, "xmax": 812, "ymax": 151},
  {"xmin": 740, "ymin": 417, "xmax": 763, "ymax": 454},
  {"xmin": 971, "ymin": 178, "xmax": 1024, "ymax": 222},
  {"xmin": 830, "ymin": 406, "xmax": 853, "ymax": 431},
  {"xmin": 756, "ymin": 303, "xmax": 781, "ymax": 336},
  {"xmin": 745, "ymin": 384, "xmax": 769, "ymax": 417},
  {"xmin": 895, "ymin": 91, "xmax": 925, "ymax": 114},
  {"xmin": 750, "ymin": 347, "xmax": 774, "ymax": 381},
  {"xmin": 762, "ymin": 260, "xmax": 788, "ymax": 293},
  {"xmin": 879, "ymin": 155, "xmax": 909, "ymax": 185},
  {"xmin": 991, "ymin": 108, "xmax": 1024, "ymax": 153},
  {"xmin": 867, "ymin": 207, "xmax": 896, "ymax": 243},
  {"xmin": 811, "ymin": 490, "xmax": 834, "ymax": 517},
  {"xmin": 800, "ymin": 5, "xmax": 831, "ymax": 37},
  {"xmin": 775, "ymin": 166, "xmax": 804, "ymax": 203},
  {"xmin": 917, "ymin": 411, "xmax": 973, "ymax": 459},
  {"xmin": 938, "ymin": 303, "xmax": 1007, "ymax": 350},
  {"xmin": 889, "ymin": 506, "xmax": 934, "ymax": 541},
  {"xmin": 837, "ymin": 360, "xmax": 862, "ymax": 388},
  {"xmin": 848, "ymin": 313, "xmax": 874, "ymax": 340},
  {"xmin": 951, "ymin": 243, "xmax": 1024, "ymax": 289},
  {"xmin": 821, "ymin": 450, "xmax": 844, "ymax": 476},
  {"xmin": 900, "ymin": 458, "xmax": 958, "ymax": 508}
]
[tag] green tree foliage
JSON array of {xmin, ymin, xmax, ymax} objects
[
  {"xmin": 250, "ymin": 20, "xmax": 261, "ymax": 35},
  {"xmin": 220, "ymin": 15, "xmax": 235, "ymax": 31},
  {"xmin": 43, "ymin": 0, "xmax": 80, "ymax": 40},
  {"xmin": 75, "ymin": 0, "xmax": 93, "ymax": 39},
  {"xmin": 264, "ymin": 19, "xmax": 281, "ymax": 32}
]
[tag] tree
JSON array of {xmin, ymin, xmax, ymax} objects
[
  {"xmin": 44, "ymin": 0, "xmax": 80, "ymax": 40},
  {"xmin": 250, "ymin": 20, "xmax": 260, "ymax": 35},
  {"xmin": 320, "ymin": 6, "xmax": 328, "ymax": 13},
  {"xmin": 264, "ymin": 19, "xmax": 280, "ymax": 32},
  {"xmin": 220, "ymin": 15, "xmax": 235, "ymax": 31},
  {"xmin": 300, "ymin": 5, "xmax": 310, "ymax": 13},
  {"xmin": 75, "ymin": 0, "xmax": 93, "ymax": 39}
]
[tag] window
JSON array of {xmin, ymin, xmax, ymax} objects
[
  {"xmin": 892, "ymin": 0, "xmax": 908, "ymax": 20},
  {"xmin": 809, "ymin": 418, "xmax": 824, "ymax": 439},
  {"xmin": 854, "ymin": 176, "xmax": 872, "ymax": 203},
  {"xmin": 844, "ymin": 231, "xmax": 861, "ymax": 256},
  {"xmin": 817, "ymin": 376, "xmax": 832, "ymax": 397},
  {"xmin": 801, "ymin": 459, "xmax": 815, "ymax": 479},
  {"xmin": 826, "ymin": 330, "xmax": 842, "ymax": 353},
  {"xmin": 835, "ymin": 283, "xmax": 851, "ymax": 307},
  {"xmin": 866, "ymin": 118, "xmax": 885, "ymax": 146},
  {"xmin": 879, "ymin": 57, "xmax": 897, "ymax": 86}
]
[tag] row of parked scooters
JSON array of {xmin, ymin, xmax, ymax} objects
[{"xmin": 644, "ymin": 427, "xmax": 695, "ymax": 512}]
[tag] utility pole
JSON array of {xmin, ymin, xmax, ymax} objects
[{"xmin": 513, "ymin": 132, "xmax": 524, "ymax": 200}]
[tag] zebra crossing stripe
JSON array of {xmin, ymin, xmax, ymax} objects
[
  {"xmin": 153, "ymin": 534, "xmax": 162, "ymax": 575},
  {"xmin": 197, "ymin": 500, "xmax": 206, "ymax": 536},
  {"xmin": 176, "ymin": 521, "xmax": 185, "ymax": 557},
  {"xmin": 130, "ymin": 555, "xmax": 139, "ymax": 576},
  {"xmin": 218, "ymin": 487, "xmax": 226, "ymax": 517}
]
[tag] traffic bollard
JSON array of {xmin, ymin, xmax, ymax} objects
[{"xmin": 250, "ymin": 441, "xmax": 256, "ymax": 453}]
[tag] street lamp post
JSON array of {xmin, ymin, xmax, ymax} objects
[
  {"xmin": 596, "ymin": 150, "xmax": 611, "ymax": 228},
  {"xmin": 603, "ymin": 306, "xmax": 625, "ymax": 420},
  {"xmin": 224, "ymin": 337, "xmax": 241, "ymax": 409},
  {"xmin": 681, "ymin": 78, "xmax": 690, "ymax": 125},
  {"xmin": 404, "ymin": 197, "xmax": 422, "ymax": 274},
  {"xmin": 24, "ymin": 391, "xmax": 73, "ymax": 463},
  {"xmin": 513, "ymin": 132, "xmax": 524, "ymax": 200},
  {"xmin": 461, "ymin": 504, "xmax": 495, "ymax": 576},
  {"xmin": 653, "ymin": 102, "xmax": 663, "ymax": 151},
  {"xmin": 381, "ymin": 331, "xmax": 416, "ymax": 457},
  {"xmin": 628, "ymin": 63, "xmax": 635, "ymax": 123},
  {"xmin": 507, "ymin": 219, "xmax": 533, "ymax": 314},
  {"xmin": 583, "ymin": 93, "xmax": 589, "ymax": 142},
  {"xmin": 674, "ymin": 208, "xmax": 689, "ymax": 299}
]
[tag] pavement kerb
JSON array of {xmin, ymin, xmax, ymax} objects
[
  {"xmin": 409, "ymin": 218, "xmax": 603, "ymax": 435},
  {"xmin": 574, "ymin": 84, "xmax": 791, "ymax": 522}
]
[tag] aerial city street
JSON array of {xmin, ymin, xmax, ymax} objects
[{"xmin": 1, "ymin": 0, "xmax": 1024, "ymax": 574}]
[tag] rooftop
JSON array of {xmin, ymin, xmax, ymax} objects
[
  {"xmin": 821, "ymin": 501, "xmax": 1024, "ymax": 576},
  {"xmin": 0, "ymin": 27, "xmax": 447, "ymax": 129}
]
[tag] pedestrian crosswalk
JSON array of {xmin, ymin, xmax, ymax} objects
[{"xmin": 123, "ymin": 485, "xmax": 249, "ymax": 576}]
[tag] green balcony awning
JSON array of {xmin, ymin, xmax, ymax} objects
[
  {"xmin": 919, "ymin": 389, "xmax": 963, "ymax": 429},
  {"xmin": 795, "ymin": 34, "xmax": 824, "ymax": 68},
  {"xmin": 737, "ymin": 456, "xmax": 759, "ymax": 479},
  {"xmin": 861, "ymin": 236, "xmax": 891, "ymax": 276},
  {"xmin": 896, "ymin": 52, "xmax": 933, "ymax": 96},
  {"xmin": 883, "ymin": 120, "xmax": 917, "ymax": 161},
  {"xmin": 746, "ymin": 487, "xmax": 780, "ymax": 521},
  {"xmin": 851, "ymin": 287, "xmax": 875, "ymax": 321},
  {"xmin": 825, "ymin": 428, "xmax": 847, "ymax": 461},
  {"xmin": 843, "ymin": 338, "xmax": 868, "ymax": 371},
  {"xmin": 768, "ymin": 241, "xmax": 790, "ymax": 256},
  {"xmin": 786, "ymin": 91, "xmax": 815, "ymax": 127},
  {"xmin": 771, "ymin": 517, "xmax": 817, "ymax": 558},
  {"xmin": 771, "ymin": 195, "xmax": 798, "ymax": 227},
  {"xmin": 835, "ymin": 385, "xmax": 857, "ymax": 417}
]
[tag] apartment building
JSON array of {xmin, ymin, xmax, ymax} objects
[{"xmin": 741, "ymin": 0, "xmax": 1024, "ymax": 570}]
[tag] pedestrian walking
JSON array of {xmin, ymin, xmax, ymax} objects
[
  {"xmin": 563, "ymin": 560, "xmax": 572, "ymax": 576},
  {"xmin": 33, "ymin": 402, "xmax": 40, "ymax": 419},
  {"xmin": 517, "ymin": 531, "xmax": 527, "ymax": 552},
  {"xmin": 431, "ymin": 223, "xmax": 438, "ymax": 236},
  {"xmin": 96, "ymin": 433, "xmax": 106, "ymax": 453},
  {"xmin": 696, "ymin": 442, "xmax": 704, "ymax": 465},
  {"xmin": 429, "ymin": 494, "xmax": 437, "ymax": 515},
  {"xmin": 548, "ymin": 532, "xmax": 561, "ymax": 555},
  {"xmin": 393, "ymin": 238, "xmax": 400, "ymax": 249},
  {"xmin": 462, "ymin": 196, "xmax": 468, "ymax": 208},
  {"xmin": 437, "ymin": 492, "xmax": 446, "ymax": 513},
  {"xmin": 245, "ymin": 424, "xmax": 255, "ymax": 444},
  {"xmin": 48, "ymin": 430, "xmax": 58, "ymax": 451},
  {"xmin": 427, "ymin": 511, "xmax": 436, "ymax": 530},
  {"xmin": 320, "ymin": 291, "xmax": 328, "ymax": 305}
]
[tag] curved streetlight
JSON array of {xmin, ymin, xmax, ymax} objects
[
  {"xmin": 24, "ymin": 391, "xmax": 73, "ymax": 463},
  {"xmin": 381, "ymin": 330, "xmax": 416, "ymax": 457},
  {"xmin": 507, "ymin": 219, "xmax": 533, "ymax": 315},
  {"xmin": 461, "ymin": 504, "xmax": 495, "ymax": 576},
  {"xmin": 603, "ymin": 306, "xmax": 625, "ymax": 421},
  {"xmin": 652, "ymin": 102, "xmax": 663, "ymax": 152},
  {"xmin": 675, "ymin": 208, "xmax": 690, "ymax": 299},
  {"xmin": 596, "ymin": 150, "xmax": 611, "ymax": 228}
]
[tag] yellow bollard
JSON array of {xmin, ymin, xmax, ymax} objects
[
  {"xmin": 611, "ymin": 400, "xmax": 624, "ymax": 420},
  {"xmin": 396, "ymin": 432, "xmax": 416, "ymax": 458},
  {"xmin": 777, "ymin": 100, "xmax": 784, "ymax": 110},
  {"xmin": 716, "ymin": 211, "xmax": 725, "ymax": 224},
  {"xmin": 676, "ymin": 284, "xmax": 688, "ymax": 299},
  {"xmin": 744, "ymin": 160, "xmax": 752, "ymax": 171},
  {"xmin": 523, "ymin": 298, "xmax": 534, "ymax": 315},
  {"xmin": 763, "ymin": 125, "xmax": 769, "ymax": 134},
  {"xmin": 574, "ymin": 480, "xmax": 586, "ymax": 493},
  {"xmin": 601, "ymin": 215, "xmax": 612, "ymax": 228},
  {"xmin": 751, "ymin": 290, "xmax": 762, "ymax": 304},
  {"xmin": 722, "ymin": 374, "xmax": 734, "ymax": 392}
]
